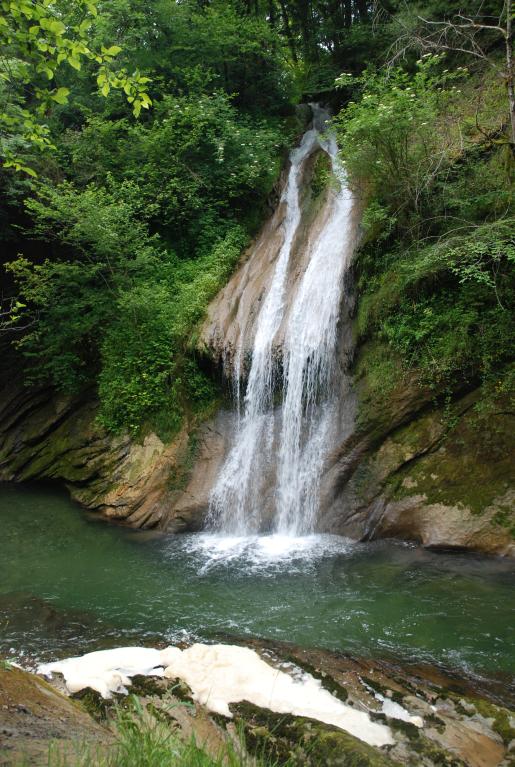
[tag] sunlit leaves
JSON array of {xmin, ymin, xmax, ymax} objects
[
  {"xmin": 0, "ymin": 0, "xmax": 152, "ymax": 174},
  {"xmin": 51, "ymin": 86, "xmax": 69, "ymax": 104}
]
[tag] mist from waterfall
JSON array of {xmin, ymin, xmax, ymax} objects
[{"xmin": 207, "ymin": 106, "xmax": 356, "ymax": 538}]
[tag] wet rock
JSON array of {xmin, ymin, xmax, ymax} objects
[
  {"xmin": 229, "ymin": 702, "xmax": 399, "ymax": 766},
  {"xmin": 198, "ymin": 143, "xmax": 360, "ymax": 376},
  {"xmin": 5, "ymin": 637, "xmax": 513, "ymax": 767},
  {"xmin": 163, "ymin": 411, "xmax": 235, "ymax": 533}
]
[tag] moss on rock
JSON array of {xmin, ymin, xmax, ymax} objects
[{"xmin": 230, "ymin": 702, "xmax": 400, "ymax": 766}]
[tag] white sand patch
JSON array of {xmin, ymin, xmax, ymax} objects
[{"xmin": 38, "ymin": 643, "xmax": 393, "ymax": 747}]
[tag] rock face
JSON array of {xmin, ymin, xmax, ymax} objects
[
  {"xmin": 0, "ymin": 378, "xmax": 229, "ymax": 531},
  {"xmin": 2, "ymin": 356, "xmax": 511, "ymax": 553},
  {"xmin": 199, "ymin": 145, "xmax": 359, "ymax": 372},
  {"xmin": 196, "ymin": 121, "xmax": 514, "ymax": 554},
  {"xmin": 316, "ymin": 354, "xmax": 515, "ymax": 556}
]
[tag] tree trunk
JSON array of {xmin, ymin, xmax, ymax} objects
[
  {"xmin": 268, "ymin": 0, "xmax": 276, "ymax": 27},
  {"xmin": 356, "ymin": 0, "xmax": 368, "ymax": 23},
  {"xmin": 505, "ymin": 0, "xmax": 515, "ymax": 146},
  {"xmin": 279, "ymin": 0, "xmax": 298, "ymax": 61},
  {"xmin": 343, "ymin": 0, "xmax": 352, "ymax": 28},
  {"xmin": 298, "ymin": 0, "xmax": 313, "ymax": 59}
]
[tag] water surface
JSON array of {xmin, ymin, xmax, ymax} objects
[{"xmin": 1, "ymin": 483, "xmax": 514, "ymax": 679}]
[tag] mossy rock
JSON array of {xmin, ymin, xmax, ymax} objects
[
  {"xmin": 386, "ymin": 398, "xmax": 515, "ymax": 538},
  {"xmin": 466, "ymin": 697, "xmax": 515, "ymax": 745},
  {"xmin": 230, "ymin": 702, "xmax": 400, "ymax": 766},
  {"xmin": 283, "ymin": 654, "xmax": 348, "ymax": 701},
  {"xmin": 310, "ymin": 150, "xmax": 333, "ymax": 198},
  {"xmin": 71, "ymin": 687, "xmax": 114, "ymax": 722},
  {"xmin": 163, "ymin": 676, "xmax": 196, "ymax": 704},
  {"xmin": 127, "ymin": 674, "xmax": 168, "ymax": 698}
]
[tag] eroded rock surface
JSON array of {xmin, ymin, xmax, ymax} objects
[
  {"xmin": 199, "ymin": 145, "xmax": 359, "ymax": 373},
  {"xmin": 318, "ymin": 369, "xmax": 515, "ymax": 556},
  {"xmin": 0, "ymin": 379, "xmax": 228, "ymax": 531}
]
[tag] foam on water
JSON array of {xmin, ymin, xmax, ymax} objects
[
  {"xmin": 181, "ymin": 532, "xmax": 354, "ymax": 573},
  {"xmin": 39, "ymin": 643, "xmax": 395, "ymax": 747}
]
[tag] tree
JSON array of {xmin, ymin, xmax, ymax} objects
[
  {"xmin": 0, "ymin": 0, "xmax": 151, "ymax": 174},
  {"xmin": 386, "ymin": 0, "xmax": 514, "ymax": 146}
]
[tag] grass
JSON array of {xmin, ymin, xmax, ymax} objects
[{"xmin": 19, "ymin": 696, "xmax": 292, "ymax": 767}]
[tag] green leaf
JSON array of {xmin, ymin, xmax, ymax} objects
[
  {"xmin": 104, "ymin": 45, "xmax": 122, "ymax": 56},
  {"xmin": 51, "ymin": 87, "xmax": 69, "ymax": 104},
  {"xmin": 49, "ymin": 20, "xmax": 65, "ymax": 35},
  {"xmin": 79, "ymin": 18, "xmax": 92, "ymax": 34}
]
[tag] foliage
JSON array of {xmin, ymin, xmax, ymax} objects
[
  {"xmin": 0, "ymin": 0, "xmax": 151, "ymax": 173},
  {"xmin": 335, "ymin": 55, "xmax": 465, "ymax": 232},
  {"xmin": 55, "ymin": 90, "xmax": 287, "ymax": 242},
  {"xmin": 96, "ymin": 227, "xmax": 245, "ymax": 434},
  {"xmin": 90, "ymin": 0, "xmax": 293, "ymax": 115},
  {"xmin": 2, "ymin": 0, "xmax": 294, "ymax": 436},
  {"xmin": 7, "ymin": 180, "xmax": 246, "ymax": 433},
  {"xmin": 43, "ymin": 696, "xmax": 290, "ymax": 767},
  {"xmin": 2, "ymin": 0, "xmax": 513, "ymax": 437},
  {"xmin": 337, "ymin": 43, "xmax": 514, "ymax": 398}
]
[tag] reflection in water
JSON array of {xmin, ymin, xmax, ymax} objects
[{"xmin": 1, "ymin": 483, "xmax": 514, "ymax": 680}]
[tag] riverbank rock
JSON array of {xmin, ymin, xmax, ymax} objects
[
  {"xmin": 11, "ymin": 638, "xmax": 514, "ymax": 767},
  {"xmin": 0, "ymin": 376, "xmax": 230, "ymax": 531},
  {"xmin": 317, "ymin": 344, "xmax": 515, "ymax": 556},
  {"xmin": 0, "ymin": 663, "xmax": 111, "ymax": 766}
]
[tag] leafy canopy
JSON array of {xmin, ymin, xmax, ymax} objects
[{"xmin": 0, "ymin": 0, "xmax": 151, "ymax": 174}]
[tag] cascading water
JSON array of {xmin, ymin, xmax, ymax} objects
[
  {"xmin": 275, "ymin": 131, "xmax": 354, "ymax": 535},
  {"xmin": 206, "ymin": 106, "xmax": 356, "ymax": 540}
]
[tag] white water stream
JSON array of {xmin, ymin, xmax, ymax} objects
[{"xmin": 207, "ymin": 106, "xmax": 356, "ymax": 539}]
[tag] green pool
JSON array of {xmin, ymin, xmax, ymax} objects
[{"xmin": 1, "ymin": 483, "xmax": 514, "ymax": 680}]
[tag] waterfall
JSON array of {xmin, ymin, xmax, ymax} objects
[{"xmin": 207, "ymin": 106, "xmax": 355, "ymax": 538}]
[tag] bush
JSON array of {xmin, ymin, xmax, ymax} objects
[
  {"xmin": 7, "ymin": 179, "xmax": 247, "ymax": 434},
  {"xmin": 335, "ymin": 55, "xmax": 464, "ymax": 235},
  {"xmin": 336, "ymin": 49, "xmax": 514, "ymax": 397}
]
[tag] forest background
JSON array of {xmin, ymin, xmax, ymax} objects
[{"xmin": 1, "ymin": 0, "xmax": 513, "ymax": 437}]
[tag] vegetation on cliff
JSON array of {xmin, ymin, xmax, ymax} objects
[
  {"xmin": 1, "ymin": 0, "xmax": 513, "ymax": 438},
  {"xmin": 334, "ymin": 3, "xmax": 514, "ymax": 416}
]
